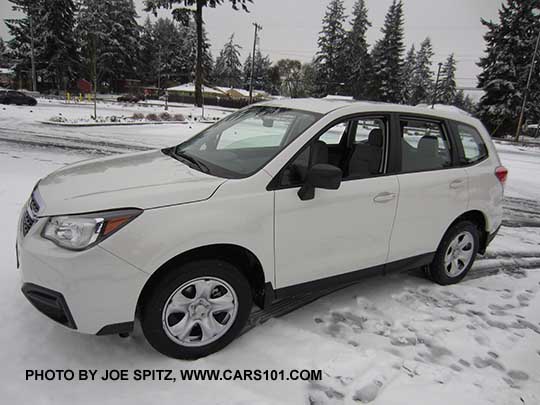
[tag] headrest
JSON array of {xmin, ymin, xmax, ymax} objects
[
  {"xmin": 368, "ymin": 129, "xmax": 383, "ymax": 147},
  {"xmin": 417, "ymin": 135, "xmax": 439, "ymax": 154}
]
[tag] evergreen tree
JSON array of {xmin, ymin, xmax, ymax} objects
[
  {"xmin": 301, "ymin": 62, "xmax": 317, "ymax": 97},
  {"xmin": 276, "ymin": 59, "xmax": 303, "ymax": 98},
  {"xmin": 5, "ymin": 0, "xmax": 42, "ymax": 89},
  {"xmin": 213, "ymin": 34, "xmax": 242, "ymax": 88},
  {"xmin": 400, "ymin": 45, "xmax": 416, "ymax": 104},
  {"xmin": 36, "ymin": 0, "xmax": 79, "ymax": 90},
  {"xmin": 77, "ymin": 0, "xmax": 140, "ymax": 92},
  {"xmin": 439, "ymin": 53, "xmax": 457, "ymax": 105},
  {"xmin": 410, "ymin": 37, "xmax": 434, "ymax": 105},
  {"xmin": 314, "ymin": 0, "xmax": 348, "ymax": 96},
  {"xmin": 144, "ymin": 0, "xmax": 251, "ymax": 107},
  {"xmin": 477, "ymin": 0, "xmax": 540, "ymax": 136},
  {"xmin": 369, "ymin": 0, "xmax": 405, "ymax": 102},
  {"xmin": 344, "ymin": 0, "xmax": 371, "ymax": 100},
  {"xmin": 454, "ymin": 89, "xmax": 476, "ymax": 114},
  {"xmin": 0, "ymin": 37, "xmax": 6, "ymax": 67},
  {"xmin": 243, "ymin": 50, "xmax": 272, "ymax": 92}
]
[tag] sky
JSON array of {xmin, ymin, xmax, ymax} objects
[{"xmin": 0, "ymin": 0, "xmax": 504, "ymax": 90}]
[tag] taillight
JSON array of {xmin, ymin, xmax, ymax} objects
[{"xmin": 495, "ymin": 166, "xmax": 508, "ymax": 187}]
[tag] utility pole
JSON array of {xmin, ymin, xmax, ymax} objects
[
  {"xmin": 514, "ymin": 29, "xmax": 540, "ymax": 142},
  {"xmin": 249, "ymin": 22, "xmax": 262, "ymax": 104},
  {"xmin": 431, "ymin": 62, "xmax": 443, "ymax": 109},
  {"xmin": 28, "ymin": 4, "xmax": 37, "ymax": 92},
  {"xmin": 157, "ymin": 46, "xmax": 162, "ymax": 96}
]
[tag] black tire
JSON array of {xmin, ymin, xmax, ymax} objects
[
  {"xmin": 141, "ymin": 259, "xmax": 252, "ymax": 359},
  {"xmin": 427, "ymin": 221, "xmax": 479, "ymax": 285}
]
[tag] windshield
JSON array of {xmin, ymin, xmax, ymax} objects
[{"xmin": 171, "ymin": 106, "xmax": 321, "ymax": 178}]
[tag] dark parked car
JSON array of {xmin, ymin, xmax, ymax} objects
[
  {"xmin": 0, "ymin": 90, "xmax": 37, "ymax": 106},
  {"xmin": 117, "ymin": 94, "xmax": 144, "ymax": 103}
]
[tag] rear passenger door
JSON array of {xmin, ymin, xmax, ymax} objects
[{"xmin": 387, "ymin": 116, "xmax": 469, "ymax": 263}]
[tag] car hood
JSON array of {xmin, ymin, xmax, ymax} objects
[{"xmin": 36, "ymin": 150, "xmax": 226, "ymax": 216}]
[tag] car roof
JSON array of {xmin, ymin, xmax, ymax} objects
[{"xmin": 257, "ymin": 98, "xmax": 479, "ymax": 127}]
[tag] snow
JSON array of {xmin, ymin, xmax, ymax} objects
[
  {"xmin": 496, "ymin": 142, "xmax": 540, "ymax": 201},
  {"xmin": 0, "ymin": 102, "xmax": 540, "ymax": 403},
  {"xmin": 167, "ymin": 83, "xmax": 226, "ymax": 96}
]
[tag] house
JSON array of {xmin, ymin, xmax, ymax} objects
[
  {"xmin": 167, "ymin": 83, "xmax": 226, "ymax": 98},
  {"xmin": 214, "ymin": 86, "xmax": 268, "ymax": 101},
  {"xmin": 0, "ymin": 68, "xmax": 14, "ymax": 88}
]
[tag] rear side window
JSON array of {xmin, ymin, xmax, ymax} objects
[
  {"xmin": 456, "ymin": 124, "xmax": 488, "ymax": 165},
  {"xmin": 399, "ymin": 119, "xmax": 452, "ymax": 172}
]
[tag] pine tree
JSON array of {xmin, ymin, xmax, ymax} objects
[
  {"xmin": 301, "ymin": 62, "xmax": 317, "ymax": 97},
  {"xmin": 477, "ymin": 0, "xmax": 540, "ymax": 136},
  {"xmin": 5, "ymin": 0, "xmax": 41, "ymax": 89},
  {"xmin": 344, "ymin": 0, "xmax": 371, "ymax": 100},
  {"xmin": 0, "ymin": 37, "xmax": 6, "ymax": 67},
  {"xmin": 36, "ymin": 0, "xmax": 79, "ymax": 90},
  {"xmin": 400, "ymin": 45, "xmax": 416, "ymax": 104},
  {"xmin": 213, "ymin": 34, "xmax": 242, "ymax": 88},
  {"xmin": 369, "ymin": 0, "xmax": 405, "ymax": 102},
  {"xmin": 77, "ymin": 0, "xmax": 140, "ymax": 92},
  {"xmin": 276, "ymin": 59, "xmax": 303, "ymax": 97},
  {"xmin": 454, "ymin": 89, "xmax": 476, "ymax": 114},
  {"xmin": 243, "ymin": 50, "xmax": 272, "ymax": 92},
  {"xmin": 439, "ymin": 54, "xmax": 457, "ymax": 105},
  {"xmin": 144, "ymin": 0, "xmax": 251, "ymax": 107},
  {"xmin": 410, "ymin": 37, "xmax": 434, "ymax": 105},
  {"xmin": 314, "ymin": 0, "xmax": 348, "ymax": 96}
]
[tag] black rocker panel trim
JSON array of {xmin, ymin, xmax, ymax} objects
[{"xmin": 271, "ymin": 252, "xmax": 435, "ymax": 300}]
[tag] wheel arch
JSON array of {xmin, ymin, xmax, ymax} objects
[
  {"xmin": 136, "ymin": 243, "xmax": 268, "ymax": 315},
  {"xmin": 444, "ymin": 210, "xmax": 489, "ymax": 254}
]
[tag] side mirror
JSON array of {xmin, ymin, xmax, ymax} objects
[{"xmin": 298, "ymin": 163, "xmax": 342, "ymax": 201}]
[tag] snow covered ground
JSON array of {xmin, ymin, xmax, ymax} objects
[{"xmin": 1, "ymin": 102, "xmax": 540, "ymax": 404}]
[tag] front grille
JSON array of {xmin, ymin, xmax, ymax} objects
[{"xmin": 21, "ymin": 193, "xmax": 40, "ymax": 237}]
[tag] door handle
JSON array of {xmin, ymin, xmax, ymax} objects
[
  {"xmin": 373, "ymin": 192, "xmax": 396, "ymax": 203},
  {"xmin": 449, "ymin": 179, "xmax": 465, "ymax": 189}
]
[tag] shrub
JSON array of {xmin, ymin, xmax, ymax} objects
[
  {"xmin": 146, "ymin": 113, "xmax": 159, "ymax": 121},
  {"xmin": 132, "ymin": 112, "xmax": 144, "ymax": 120},
  {"xmin": 173, "ymin": 113, "xmax": 185, "ymax": 122},
  {"xmin": 159, "ymin": 112, "xmax": 172, "ymax": 121}
]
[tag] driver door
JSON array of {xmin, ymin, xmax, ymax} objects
[{"xmin": 272, "ymin": 116, "xmax": 399, "ymax": 289}]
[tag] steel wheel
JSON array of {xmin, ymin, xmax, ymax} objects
[
  {"xmin": 444, "ymin": 231, "xmax": 474, "ymax": 277},
  {"xmin": 162, "ymin": 276, "xmax": 239, "ymax": 347}
]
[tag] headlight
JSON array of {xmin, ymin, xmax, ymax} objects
[{"xmin": 42, "ymin": 209, "xmax": 142, "ymax": 251}]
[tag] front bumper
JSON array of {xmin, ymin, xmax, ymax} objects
[{"xmin": 17, "ymin": 211, "xmax": 150, "ymax": 335}]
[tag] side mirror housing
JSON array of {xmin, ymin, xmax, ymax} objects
[{"xmin": 298, "ymin": 163, "xmax": 342, "ymax": 201}]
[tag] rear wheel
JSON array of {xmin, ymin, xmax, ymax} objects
[
  {"xmin": 141, "ymin": 260, "xmax": 252, "ymax": 359},
  {"xmin": 427, "ymin": 221, "xmax": 479, "ymax": 285}
]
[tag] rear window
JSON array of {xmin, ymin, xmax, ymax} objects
[{"xmin": 456, "ymin": 124, "xmax": 488, "ymax": 165}]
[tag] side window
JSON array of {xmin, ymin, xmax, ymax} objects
[
  {"xmin": 318, "ymin": 122, "xmax": 347, "ymax": 145},
  {"xmin": 279, "ymin": 117, "xmax": 387, "ymax": 187},
  {"xmin": 456, "ymin": 124, "xmax": 488, "ymax": 165},
  {"xmin": 400, "ymin": 119, "xmax": 452, "ymax": 172}
]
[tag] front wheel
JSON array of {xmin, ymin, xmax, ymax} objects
[
  {"xmin": 141, "ymin": 260, "xmax": 252, "ymax": 359},
  {"xmin": 426, "ymin": 221, "xmax": 479, "ymax": 285}
]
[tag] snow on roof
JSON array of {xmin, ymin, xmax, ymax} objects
[
  {"xmin": 214, "ymin": 86, "xmax": 266, "ymax": 97},
  {"xmin": 167, "ymin": 83, "xmax": 225, "ymax": 96},
  {"xmin": 0, "ymin": 68, "xmax": 14, "ymax": 75},
  {"xmin": 324, "ymin": 95, "xmax": 354, "ymax": 101}
]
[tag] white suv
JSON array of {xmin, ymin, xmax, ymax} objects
[{"xmin": 17, "ymin": 99, "xmax": 506, "ymax": 359}]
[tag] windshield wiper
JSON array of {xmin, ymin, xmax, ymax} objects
[{"xmin": 165, "ymin": 148, "xmax": 209, "ymax": 173}]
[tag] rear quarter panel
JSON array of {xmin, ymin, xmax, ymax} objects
[{"xmin": 465, "ymin": 122, "xmax": 503, "ymax": 232}]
